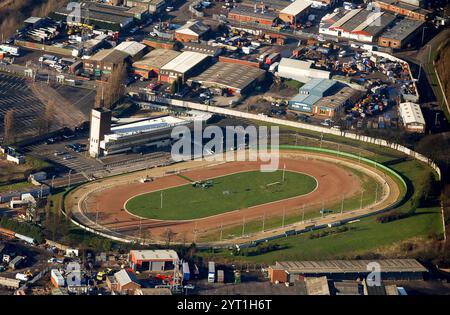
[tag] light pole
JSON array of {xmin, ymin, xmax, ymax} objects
[{"xmin": 68, "ymin": 169, "xmax": 72, "ymax": 189}]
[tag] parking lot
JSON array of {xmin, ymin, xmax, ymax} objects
[{"xmin": 0, "ymin": 73, "xmax": 47, "ymax": 139}]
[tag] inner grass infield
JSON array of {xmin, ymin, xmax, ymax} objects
[{"xmin": 124, "ymin": 170, "xmax": 318, "ymax": 220}]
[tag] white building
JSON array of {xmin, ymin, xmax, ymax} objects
[
  {"xmin": 89, "ymin": 108, "xmax": 112, "ymax": 158},
  {"xmin": 398, "ymin": 102, "xmax": 425, "ymax": 133},
  {"xmin": 114, "ymin": 41, "xmax": 147, "ymax": 60},
  {"xmin": 319, "ymin": 8, "xmax": 396, "ymax": 42},
  {"xmin": 277, "ymin": 58, "xmax": 331, "ymax": 83},
  {"xmin": 99, "ymin": 116, "xmax": 190, "ymax": 156}
]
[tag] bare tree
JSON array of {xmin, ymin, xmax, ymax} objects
[
  {"xmin": 95, "ymin": 62, "xmax": 127, "ymax": 109},
  {"xmin": 160, "ymin": 228, "xmax": 176, "ymax": 246},
  {"xmin": 3, "ymin": 109, "xmax": 15, "ymax": 144}
]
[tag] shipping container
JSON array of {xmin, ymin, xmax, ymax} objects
[
  {"xmin": 9, "ymin": 256, "xmax": 25, "ymax": 270},
  {"xmin": 265, "ymin": 53, "xmax": 280, "ymax": 65},
  {"xmin": 208, "ymin": 262, "xmax": 215, "ymax": 283},
  {"xmin": 51, "ymin": 269, "xmax": 65, "ymax": 288},
  {"xmin": 15, "ymin": 233, "xmax": 36, "ymax": 245}
]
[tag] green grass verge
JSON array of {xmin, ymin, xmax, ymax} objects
[
  {"xmin": 0, "ymin": 181, "xmax": 35, "ymax": 193},
  {"xmin": 125, "ymin": 170, "xmax": 317, "ymax": 220},
  {"xmin": 199, "ymin": 207, "xmax": 442, "ymax": 264}
]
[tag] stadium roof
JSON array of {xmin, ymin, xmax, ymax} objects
[
  {"xmin": 188, "ymin": 61, "xmax": 265, "ymax": 92},
  {"xmin": 280, "ymin": 0, "xmax": 312, "ymax": 16},
  {"xmin": 106, "ymin": 116, "xmax": 187, "ymax": 140},
  {"xmin": 161, "ymin": 51, "xmax": 209, "ymax": 74},
  {"xmin": 399, "ymin": 102, "xmax": 425, "ymax": 125},
  {"xmin": 132, "ymin": 49, "xmax": 181, "ymax": 70},
  {"xmin": 380, "ymin": 18, "xmax": 424, "ymax": 41},
  {"xmin": 272, "ymin": 259, "xmax": 427, "ymax": 274},
  {"xmin": 130, "ymin": 250, "xmax": 179, "ymax": 261}
]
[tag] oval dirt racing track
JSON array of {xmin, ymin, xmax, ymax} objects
[{"xmin": 66, "ymin": 150, "xmax": 401, "ymax": 245}]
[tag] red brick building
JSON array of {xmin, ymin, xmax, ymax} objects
[{"xmin": 228, "ymin": 7, "xmax": 278, "ymax": 26}]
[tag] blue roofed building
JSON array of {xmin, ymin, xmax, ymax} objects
[{"xmin": 288, "ymin": 78, "xmax": 338, "ymax": 113}]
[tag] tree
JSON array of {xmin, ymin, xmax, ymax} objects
[
  {"xmin": 95, "ymin": 62, "xmax": 127, "ymax": 109},
  {"xmin": 37, "ymin": 101, "xmax": 56, "ymax": 135},
  {"xmin": 3, "ymin": 109, "xmax": 15, "ymax": 144},
  {"xmin": 160, "ymin": 228, "xmax": 176, "ymax": 246}
]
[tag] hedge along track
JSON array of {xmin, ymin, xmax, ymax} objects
[{"xmin": 64, "ymin": 148, "xmax": 405, "ymax": 246}]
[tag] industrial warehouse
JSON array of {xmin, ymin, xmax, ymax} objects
[
  {"xmin": 288, "ymin": 78, "xmax": 360, "ymax": 117},
  {"xmin": 378, "ymin": 18, "xmax": 425, "ymax": 48},
  {"xmin": 159, "ymin": 51, "xmax": 210, "ymax": 83},
  {"xmin": 188, "ymin": 61, "xmax": 266, "ymax": 96},
  {"xmin": 277, "ymin": 58, "xmax": 331, "ymax": 83},
  {"xmin": 132, "ymin": 49, "xmax": 181, "ymax": 79},
  {"xmin": 319, "ymin": 7, "xmax": 397, "ymax": 42},
  {"xmin": 268, "ymin": 259, "xmax": 428, "ymax": 283}
]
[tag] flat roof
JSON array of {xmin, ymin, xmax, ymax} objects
[
  {"xmin": 280, "ymin": 0, "xmax": 312, "ymax": 16},
  {"xmin": 279, "ymin": 58, "xmax": 313, "ymax": 70},
  {"xmin": 188, "ymin": 61, "xmax": 265, "ymax": 92},
  {"xmin": 399, "ymin": 102, "xmax": 425, "ymax": 125},
  {"xmin": 24, "ymin": 17, "xmax": 43, "ymax": 24},
  {"xmin": 380, "ymin": 18, "xmax": 424, "ymax": 41},
  {"xmin": 130, "ymin": 250, "xmax": 179, "ymax": 261},
  {"xmin": 132, "ymin": 49, "xmax": 181, "ymax": 70},
  {"xmin": 114, "ymin": 41, "xmax": 146, "ymax": 57},
  {"xmin": 229, "ymin": 6, "xmax": 278, "ymax": 20},
  {"xmin": 54, "ymin": 2, "xmax": 134, "ymax": 25},
  {"xmin": 273, "ymin": 259, "xmax": 428, "ymax": 274},
  {"xmin": 161, "ymin": 51, "xmax": 209, "ymax": 74},
  {"xmin": 375, "ymin": 0, "xmax": 432, "ymax": 15},
  {"xmin": 107, "ymin": 116, "xmax": 187, "ymax": 140},
  {"xmin": 305, "ymin": 276, "xmax": 330, "ymax": 295}
]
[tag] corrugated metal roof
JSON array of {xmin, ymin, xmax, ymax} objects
[
  {"xmin": 130, "ymin": 249, "xmax": 179, "ymax": 261},
  {"xmin": 280, "ymin": 0, "xmax": 312, "ymax": 16},
  {"xmin": 399, "ymin": 102, "xmax": 425, "ymax": 125},
  {"xmin": 133, "ymin": 49, "xmax": 181, "ymax": 70},
  {"xmin": 114, "ymin": 269, "xmax": 139, "ymax": 286},
  {"xmin": 274, "ymin": 259, "xmax": 427, "ymax": 274},
  {"xmin": 299, "ymin": 78, "xmax": 337, "ymax": 97},
  {"xmin": 161, "ymin": 51, "xmax": 209, "ymax": 74},
  {"xmin": 114, "ymin": 41, "xmax": 146, "ymax": 57}
]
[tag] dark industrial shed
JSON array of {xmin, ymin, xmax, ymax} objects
[{"xmin": 268, "ymin": 259, "xmax": 428, "ymax": 283}]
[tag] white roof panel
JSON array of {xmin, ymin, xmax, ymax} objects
[
  {"xmin": 130, "ymin": 250, "xmax": 179, "ymax": 261},
  {"xmin": 280, "ymin": 0, "xmax": 312, "ymax": 16},
  {"xmin": 399, "ymin": 102, "xmax": 425, "ymax": 125},
  {"xmin": 161, "ymin": 51, "xmax": 209, "ymax": 74},
  {"xmin": 114, "ymin": 41, "xmax": 146, "ymax": 57}
]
